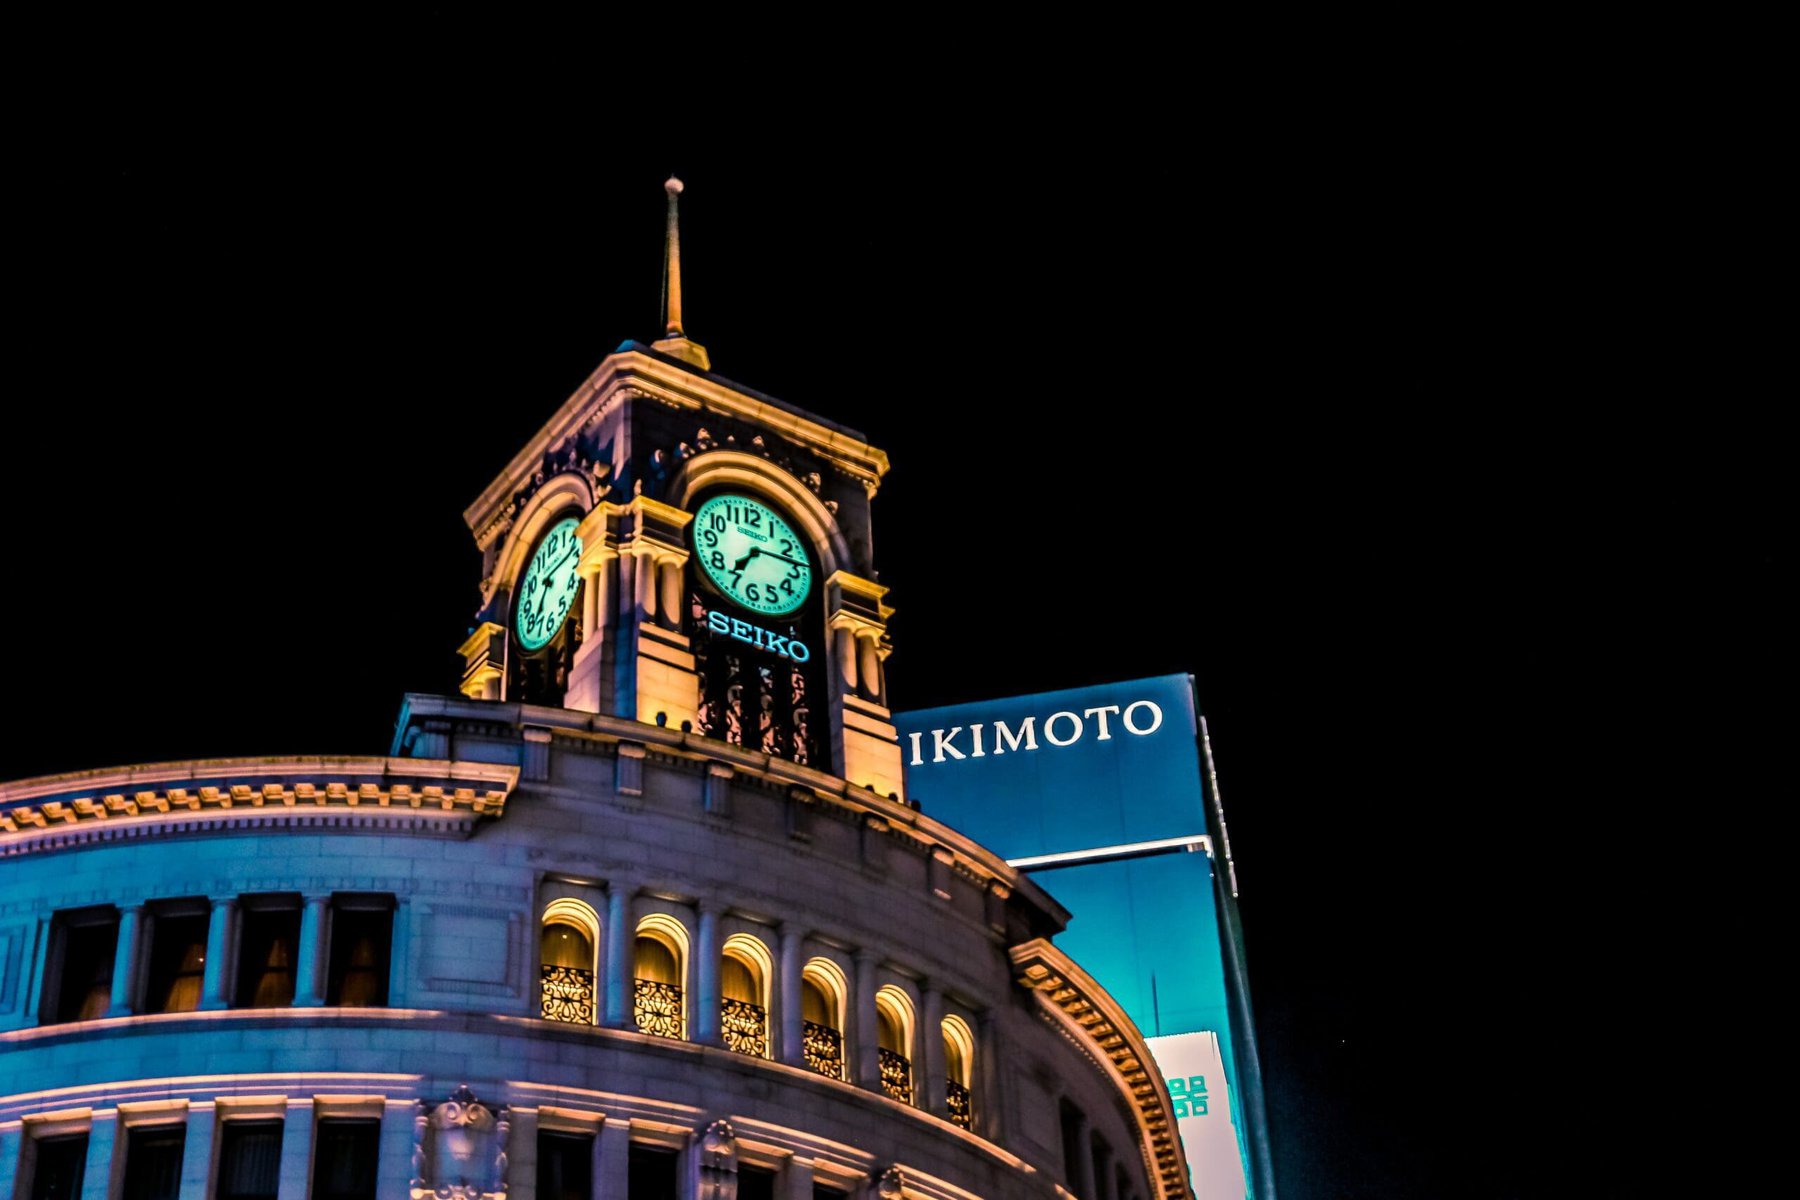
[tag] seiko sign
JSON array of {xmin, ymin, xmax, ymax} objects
[
  {"xmin": 906, "ymin": 699, "xmax": 1164, "ymax": 764},
  {"xmin": 701, "ymin": 609, "xmax": 811, "ymax": 663}
]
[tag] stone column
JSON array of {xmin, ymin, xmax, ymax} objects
[
  {"xmin": 922, "ymin": 986, "xmax": 947, "ymax": 1118},
  {"xmin": 180, "ymin": 1101, "xmax": 219, "ymax": 1196},
  {"xmin": 834, "ymin": 627, "xmax": 857, "ymax": 694},
  {"xmin": 616, "ymin": 553, "xmax": 637, "ymax": 626},
  {"xmin": 978, "ymin": 1011, "xmax": 1004, "ymax": 1141},
  {"xmin": 781, "ymin": 1156, "xmax": 815, "ymax": 1200},
  {"xmin": 276, "ymin": 1098, "xmax": 314, "ymax": 1200},
  {"xmin": 105, "ymin": 905, "xmax": 143, "ymax": 1017},
  {"xmin": 635, "ymin": 550, "xmax": 658, "ymax": 626},
  {"xmin": 658, "ymin": 559, "xmax": 683, "ymax": 631},
  {"xmin": 199, "ymin": 896, "xmax": 236, "ymax": 1011},
  {"xmin": 596, "ymin": 1120, "xmax": 631, "ymax": 1200},
  {"xmin": 79, "ymin": 1109, "xmax": 117, "ymax": 1200},
  {"xmin": 293, "ymin": 895, "xmax": 329, "ymax": 1007},
  {"xmin": 852, "ymin": 950, "xmax": 880, "ymax": 1090},
  {"xmin": 857, "ymin": 634, "xmax": 881, "ymax": 702},
  {"xmin": 602, "ymin": 883, "xmax": 635, "ymax": 1029},
  {"xmin": 778, "ymin": 925, "xmax": 805, "ymax": 1068},
  {"xmin": 695, "ymin": 904, "xmax": 722, "ymax": 1047},
  {"xmin": 581, "ymin": 563, "xmax": 600, "ymax": 635}
]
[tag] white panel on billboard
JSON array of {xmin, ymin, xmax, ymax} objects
[{"xmin": 1148, "ymin": 1030, "xmax": 1252, "ymax": 1200}]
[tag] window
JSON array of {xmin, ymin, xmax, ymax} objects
[
  {"xmin": 739, "ymin": 1166, "xmax": 777, "ymax": 1200},
  {"xmin": 1059, "ymin": 1099, "xmax": 1085, "ymax": 1197},
  {"xmin": 800, "ymin": 958, "xmax": 847, "ymax": 1080},
  {"xmin": 633, "ymin": 914, "xmax": 687, "ymax": 1040},
  {"xmin": 216, "ymin": 1120, "xmax": 283, "ymax": 1200},
  {"xmin": 720, "ymin": 933, "xmax": 772, "ymax": 1058},
  {"xmin": 26, "ymin": 1133, "xmax": 87, "ymax": 1200},
  {"xmin": 1091, "ymin": 1136, "xmax": 1114, "ymax": 1200},
  {"xmin": 312, "ymin": 1118, "xmax": 379, "ymax": 1200},
  {"xmin": 537, "ymin": 1130, "xmax": 594, "ymax": 1200},
  {"xmin": 43, "ymin": 907, "xmax": 117, "ymax": 1024},
  {"xmin": 874, "ymin": 986, "xmax": 914, "ymax": 1103},
  {"xmin": 326, "ymin": 897, "xmax": 393, "ymax": 1007},
  {"xmin": 813, "ymin": 1187, "xmax": 848, "ymax": 1200},
  {"xmin": 121, "ymin": 1124, "xmax": 186, "ymax": 1200},
  {"xmin": 943, "ymin": 1014, "xmax": 976, "ymax": 1130},
  {"xmin": 142, "ymin": 903, "xmax": 209, "ymax": 1014},
  {"xmin": 236, "ymin": 902, "xmax": 301, "ymax": 1008},
  {"xmin": 627, "ymin": 1143, "xmax": 679, "ymax": 1200},
  {"xmin": 540, "ymin": 912, "xmax": 597, "ymax": 1025}
]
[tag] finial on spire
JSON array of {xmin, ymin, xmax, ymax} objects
[
  {"xmin": 652, "ymin": 176, "xmax": 711, "ymax": 371},
  {"xmin": 663, "ymin": 176, "xmax": 685, "ymax": 337}
]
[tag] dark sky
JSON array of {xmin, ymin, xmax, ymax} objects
[{"xmin": 3, "ymin": 121, "xmax": 1777, "ymax": 1197}]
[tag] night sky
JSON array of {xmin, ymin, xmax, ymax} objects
[{"xmin": 4, "ymin": 126, "xmax": 1776, "ymax": 1197}]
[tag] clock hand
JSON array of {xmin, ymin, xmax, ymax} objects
[
  {"xmin": 759, "ymin": 551, "xmax": 807, "ymax": 569},
  {"xmin": 732, "ymin": 548, "xmax": 761, "ymax": 571}
]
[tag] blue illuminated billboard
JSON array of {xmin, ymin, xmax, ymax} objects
[{"xmin": 897, "ymin": 675, "xmax": 1270, "ymax": 1200}]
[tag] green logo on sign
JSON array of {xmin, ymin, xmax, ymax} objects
[{"xmin": 1168, "ymin": 1075, "xmax": 1209, "ymax": 1117}]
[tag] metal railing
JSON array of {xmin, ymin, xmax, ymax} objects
[
  {"xmin": 878, "ymin": 1047, "xmax": 913, "ymax": 1103},
  {"xmin": 722, "ymin": 997, "xmax": 768, "ymax": 1057},
  {"xmin": 947, "ymin": 1080, "xmax": 972, "ymax": 1130},
  {"xmin": 541, "ymin": 965, "xmax": 595, "ymax": 1025},
  {"xmin": 802, "ymin": 1020, "xmax": 844, "ymax": 1079},
  {"xmin": 634, "ymin": 978, "xmax": 683, "ymax": 1039}
]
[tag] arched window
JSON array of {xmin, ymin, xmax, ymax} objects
[
  {"xmin": 875, "ymin": 985, "xmax": 916, "ymax": 1104},
  {"xmin": 633, "ymin": 914, "xmax": 688, "ymax": 1040},
  {"xmin": 540, "ymin": 899, "xmax": 600, "ymax": 1025},
  {"xmin": 720, "ymin": 934, "xmax": 772, "ymax": 1058},
  {"xmin": 800, "ymin": 958, "xmax": 848, "ymax": 1080},
  {"xmin": 943, "ymin": 1015, "xmax": 976, "ymax": 1130}
]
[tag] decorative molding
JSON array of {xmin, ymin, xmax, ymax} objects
[
  {"xmin": 1011, "ymin": 939, "xmax": 1189, "ymax": 1200},
  {"xmin": 1, "ymin": 758, "xmax": 518, "ymax": 852},
  {"xmin": 462, "ymin": 349, "xmax": 889, "ymax": 544}
]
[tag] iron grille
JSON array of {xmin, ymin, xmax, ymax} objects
[
  {"xmin": 802, "ymin": 1020, "xmax": 844, "ymax": 1079},
  {"xmin": 947, "ymin": 1080, "xmax": 973, "ymax": 1130},
  {"xmin": 879, "ymin": 1047, "xmax": 914, "ymax": 1103},
  {"xmin": 722, "ymin": 997, "xmax": 768, "ymax": 1057},
  {"xmin": 541, "ymin": 965, "xmax": 595, "ymax": 1025},
  {"xmin": 634, "ymin": 978, "xmax": 683, "ymax": 1039}
]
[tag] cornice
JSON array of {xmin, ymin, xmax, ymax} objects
[
  {"xmin": 464, "ymin": 348, "xmax": 890, "ymax": 537},
  {"xmin": 0, "ymin": 757, "xmax": 519, "ymax": 854},
  {"xmin": 1011, "ymin": 939, "xmax": 1191, "ymax": 1200}
]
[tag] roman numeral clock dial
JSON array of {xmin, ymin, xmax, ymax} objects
[
  {"xmin": 692, "ymin": 495, "xmax": 813, "ymax": 616},
  {"xmin": 514, "ymin": 517, "xmax": 583, "ymax": 651}
]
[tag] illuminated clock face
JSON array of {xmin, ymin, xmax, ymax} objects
[
  {"xmin": 515, "ymin": 517, "xmax": 583, "ymax": 651},
  {"xmin": 692, "ymin": 494, "xmax": 813, "ymax": 616}
]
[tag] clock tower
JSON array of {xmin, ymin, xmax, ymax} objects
[{"xmin": 455, "ymin": 178, "xmax": 903, "ymax": 799}]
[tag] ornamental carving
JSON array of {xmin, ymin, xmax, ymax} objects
[
  {"xmin": 409, "ymin": 1083, "xmax": 511, "ymax": 1200},
  {"xmin": 873, "ymin": 1165, "xmax": 905, "ymax": 1199},
  {"xmin": 695, "ymin": 1119, "xmax": 738, "ymax": 1200}
]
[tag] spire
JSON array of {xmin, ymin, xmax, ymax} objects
[{"xmin": 652, "ymin": 175, "xmax": 711, "ymax": 371}]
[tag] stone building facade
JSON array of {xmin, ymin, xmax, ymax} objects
[{"xmin": 0, "ymin": 184, "xmax": 1193, "ymax": 1200}]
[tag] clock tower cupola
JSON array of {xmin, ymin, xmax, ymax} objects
[{"xmin": 455, "ymin": 179, "xmax": 903, "ymax": 800}]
